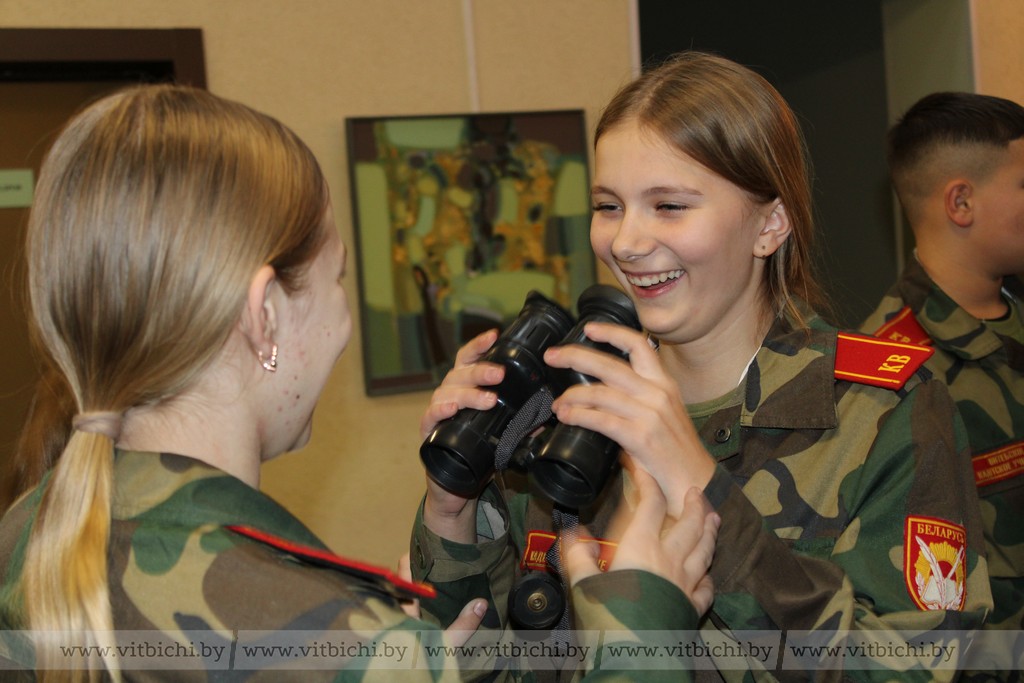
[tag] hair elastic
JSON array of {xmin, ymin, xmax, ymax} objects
[{"xmin": 71, "ymin": 411, "xmax": 123, "ymax": 441}]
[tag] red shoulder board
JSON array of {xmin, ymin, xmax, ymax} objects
[
  {"xmin": 873, "ymin": 306, "xmax": 933, "ymax": 346},
  {"xmin": 834, "ymin": 332, "xmax": 934, "ymax": 390},
  {"xmin": 227, "ymin": 524, "xmax": 436, "ymax": 601}
]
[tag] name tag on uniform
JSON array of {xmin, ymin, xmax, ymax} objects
[
  {"xmin": 972, "ymin": 441, "xmax": 1024, "ymax": 487},
  {"xmin": 521, "ymin": 530, "xmax": 617, "ymax": 572}
]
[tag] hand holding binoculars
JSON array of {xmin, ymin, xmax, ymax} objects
[{"xmin": 419, "ymin": 284, "xmax": 641, "ymax": 509}]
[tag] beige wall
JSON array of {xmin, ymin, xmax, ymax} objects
[
  {"xmin": 882, "ymin": 0, "xmax": 1024, "ymax": 114},
  {"xmin": 1, "ymin": 0, "xmax": 635, "ymax": 565},
  {"xmin": 971, "ymin": 0, "xmax": 1024, "ymax": 103},
  {"xmin": 882, "ymin": 0, "xmax": 974, "ymax": 124}
]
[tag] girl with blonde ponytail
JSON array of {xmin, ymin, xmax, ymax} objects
[
  {"xmin": 10, "ymin": 84, "xmax": 334, "ymax": 682},
  {"xmin": 0, "ymin": 84, "xmax": 719, "ymax": 682}
]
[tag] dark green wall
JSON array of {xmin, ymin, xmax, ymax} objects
[{"xmin": 638, "ymin": 0, "xmax": 895, "ymax": 328}]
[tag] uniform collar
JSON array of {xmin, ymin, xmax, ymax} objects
[
  {"xmin": 897, "ymin": 258, "xmax": 1007, "ymax": 361},
  {"xmin": 741, "ymin": 311, "xmax": 840, "ymax": 430},
  {"xmin": 111, "ymin": 450, "xmax": 326, "ymax": 550}
]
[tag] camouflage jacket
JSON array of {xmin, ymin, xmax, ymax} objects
[
  {"xmin": 0, "ymin": 451, "xmax": 698, "ymax": 682},
  {"xmin": 411, "ymin": 310, "xmax": 993, "ymax": 682},
  {"xmin": 862, "ymin": 258, "xmax": 1024, "ymax": 673}
]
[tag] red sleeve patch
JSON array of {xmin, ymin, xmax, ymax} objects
[
  {"xmin": 227, "ymin": 524, "xmax": 436, "ymax": 601},
  {"xmin": 903, "ymin": 516, "xmax": 967, "ymax": 611},
  {"xmin": 835, "ymin": 332, "xmax": 934, "ymax": 390},
  {"xmin": 873, "ymin": 306, "xmax": 933, "ymax": 346}
]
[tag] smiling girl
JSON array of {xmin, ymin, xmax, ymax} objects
[{"xmin": 413, "ymin": 52, "xmax": 993, "ymax": 680}]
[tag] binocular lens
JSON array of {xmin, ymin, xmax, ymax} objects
[
  {"xmin": 420, "ymin": 409, "xmax": 499, "ymax": 497},
  {"xmin": 508, "ymin": 570, "xmax": 565, "ymax": 630},
  {"xmin": 530, "ymin": 416, "xmax": 622, "ymax": 508}
]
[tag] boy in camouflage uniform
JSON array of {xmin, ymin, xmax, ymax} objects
[{"xmin": 862, "ymin": 91, "xmax": 1024, "ymax": 678}]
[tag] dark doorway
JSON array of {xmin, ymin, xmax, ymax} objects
[
  {"xmin": 637, "ymin": 1, "xmax": 894, "ymax": 329},
  {"xmin": 0, "ymin": 28, "xmax": 206, "ymax": 507}
]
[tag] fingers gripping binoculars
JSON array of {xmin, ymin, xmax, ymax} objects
[{"xmin": 419, "ymin": 284, "xmax": 641, "ymax": 509}]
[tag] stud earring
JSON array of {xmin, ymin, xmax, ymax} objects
[{"xmin": 258, "ymin": 344, "xmax": 278, "ymax": 372}]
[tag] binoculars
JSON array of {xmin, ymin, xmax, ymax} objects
[{"xmin": 419, "ymin": 284, "xmax": 641, "ymax": 509}]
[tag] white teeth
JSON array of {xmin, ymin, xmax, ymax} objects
[{"xmin": 626, "ymin": 269, "xmax": 684, "ymax": 287}]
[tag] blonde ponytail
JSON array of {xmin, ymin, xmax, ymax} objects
[{"xmin": 23, "ymin": 430, "xmax": 119, "ymax": 683}]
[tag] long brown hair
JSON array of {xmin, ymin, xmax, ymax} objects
[
  {"xmin": 19, "ymin": 84, "xmax": 328, "ymax": 681},
  {"xmin": 595, "ymin": 51, "xmax": 826, "ymax": 326}
]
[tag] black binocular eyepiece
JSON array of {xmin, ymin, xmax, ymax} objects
[{"xmin": 419, "ymin": 284, "xmax": 641, "ymax": 508}]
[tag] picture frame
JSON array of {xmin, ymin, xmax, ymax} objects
[{"xmin": 345, "ymin": 109, "xmax": 596, "ymax": 396}]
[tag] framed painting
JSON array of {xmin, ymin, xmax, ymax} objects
[{"xmin": 346, "ymin": 110, "xmax": 596, "ymax": 396}]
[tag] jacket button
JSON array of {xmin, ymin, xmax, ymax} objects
[{"xmin": 714, "ymin": 427, "xmax": 731, "ymax": 443}]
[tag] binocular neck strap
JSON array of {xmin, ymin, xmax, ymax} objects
[
  {"xmin": 493, "ymin": 387, "xmax": 554, "ymax": 471},
  {"xmin": 493, "ymin": 387, "xmax": 582, "ymax": 648},
  {"xmin": 546, "ymin": 507, "xmax": 578, "ymax": 651}
]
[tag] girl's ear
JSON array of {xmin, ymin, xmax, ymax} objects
[
  {"xmin": 240, "ymin": 265, "xmax": 278, "ymax": 359},
  {"xmin": 754, "ymin": 199, "xmax": 792, "ymax": 258}
]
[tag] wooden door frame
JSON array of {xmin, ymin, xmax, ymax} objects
[{"xmin": 0, "ymin": 27, "xmax": 206, "ymax": 86}]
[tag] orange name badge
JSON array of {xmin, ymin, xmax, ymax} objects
[
  {"xmin": 972, "ymin": 441, "xmax": 1024, "ymax": 487},
  {"xmin": 873, "ymin": 306, "xmax": 933, "ymax": 346},
  {"xmin": 521, "ymin": 530, "xmax": 618, "ymax": 572},
  {"xmin": 904, "ymin": 515, "xmax": 967, "ymax": 611},
  {"xmin": 834, "ymin": 332, "xmax": 934, "ymax": 390}
]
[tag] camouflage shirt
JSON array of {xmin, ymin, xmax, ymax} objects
[
  {"xmin": 0, "ymin": 451, "xmax": 699, "ymax": 682},
  {"xmin": 411, "ymin": 309, "xmax": 993, "ymax": 682},
  {"xmin": 862, "ymin": 258, "xmax": 1024, "ymax": 675}
]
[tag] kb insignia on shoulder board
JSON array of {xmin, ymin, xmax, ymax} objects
[
  {"xmin": 834, "ymin": 332, "xmax": 934, "ymax": 390},
  {"xmin": 873, "ymin": 306, "xmax": 933, "ymax": 347}
]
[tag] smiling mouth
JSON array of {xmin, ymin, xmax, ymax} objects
[{"xmin": 625, "ymin": 269, "xmax": 684, "ymax": 288}]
